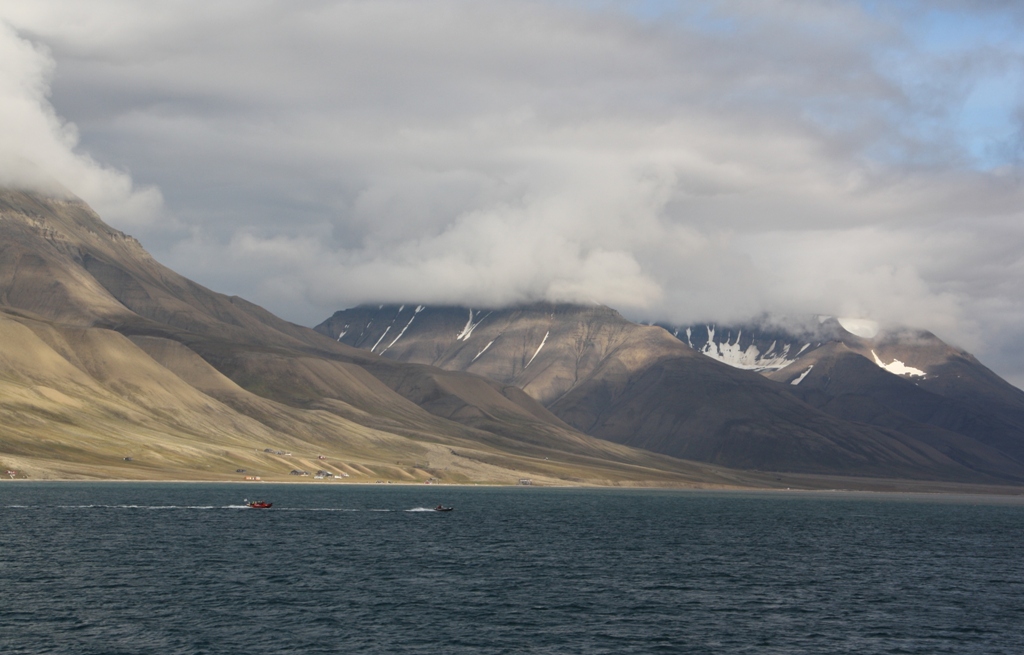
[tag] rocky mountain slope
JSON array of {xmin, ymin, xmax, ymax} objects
[
  {"xmin": 7, "ymin": 183, "xmax": 1023, "ymax": 489},
  {"xmin": 665, "ymin": 317, "xmax": 1024, "ymax": 471},
  {"xmin": 318, "ymin": 305, "xmax": 1024, "ymax": 483},
  {"xmin": 0, "ymin": 187, "xmax": 766, "ymax": 487}
]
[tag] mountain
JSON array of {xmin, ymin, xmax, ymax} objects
[
  {"xmin": 664, "ymin": 317, "xmax": 1024, "ymax": 473},
  {"xmin": 0, "ymin": 187, "xmax": 771, "ymax": 487},
  {"xmin": 7, "ymin": 184, "xmax": 1023, "ymax": 490},
  {"xmin": 317, "ymin": 304, "xmax": 1024, "ymax": 484}
]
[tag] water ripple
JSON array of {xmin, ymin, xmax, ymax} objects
[{"xmin": 1, "ymin": 484, "xmax": 1022, "ymax": 654}]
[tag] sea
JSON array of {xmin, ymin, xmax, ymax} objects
[{"xmin": 1, "ymin": 483, "xmax": 1023, "ymax": 654}]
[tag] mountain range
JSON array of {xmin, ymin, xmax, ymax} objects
[
  {"xmin": 317, "ymin": 304, "xmax": 1024, "ymax": 485},
  {"xmin": 0, "ymin": 187, "xmax": 769, "ymax": 487},
  {"xmin": 2, "ymin": 184, "xmax": 1023, "ymax": 490}
]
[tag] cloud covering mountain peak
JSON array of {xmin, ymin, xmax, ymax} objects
[{"xmin": 2, "ymin": 0, "xmax": 1023, "ymax": 383}]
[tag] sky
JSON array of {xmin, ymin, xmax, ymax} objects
[{"xmin": 1, "ymin": 0, "xmax": 1024, "ymax": 384}]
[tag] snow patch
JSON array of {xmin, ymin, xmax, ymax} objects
[
  {"xmin": 457, "ymin": 309, "xmax": 490, "ymax": 341},
  {"xmin": 336, "ymin": 324, "xmax": 350, "ymax": 341},
  {"xmin": 698, "ymin": 325, "xmax": 795, "ymax": 371},
  {"xmin": 370, "ymin": 326, "xmax": 391, "ymax": 353},
  {"xmin": 872, "ymin": 351, "xmax": 925, "ymax": 378},
  {"xmin": 685, "ymin": 327, "xmax": 693, "ymax": 348},
  {"xmin": 472, "ymin": 340, "xmax": 495, "ymax": 363},
  {"xmin": 380, "ymin": 313, "xmax": 418, "ymax": 354},
  {"xmin": 525, "ymin": 331, "xmax": 549, "ymax": 369},
  {"xmin": 791, "ymin": 366, "xmax": 814, "ymax": 385}
]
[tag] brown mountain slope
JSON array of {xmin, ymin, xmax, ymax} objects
[
  {"xmin": 317, "ymin": 304, "xmax": 705, "ymax": 404},
  {"xmin": 0, "ymin": 187, "xmax": 772, "ymax": 486},
  {"xmin": 0, "ymin": 188, "xmax": 344, "ymax": 349},
  {"xmin": 0, "ymin": 307, "xmax": 775, "ymax": 486},
  {"xmin": 318, "ymin": 304, "xmax": 1024, "ymax": 483}
]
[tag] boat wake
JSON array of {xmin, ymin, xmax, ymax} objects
[
  {"xmin": 63, "ymin": 504, "xmax": 219, "ymax": 510},
  {"xmin": 4, "ymin": 505, "xmax": 428, "ymax": 512},
  {"xmin": 274, "ymin": 507, "xmax": 365, "ymax": 512}
]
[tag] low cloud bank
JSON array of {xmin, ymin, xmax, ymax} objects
[
  {"xmin": 2, "ymin": 1, "xmax": 1023, "ymax": 381},
  {"xmin": 0, "ymin": 22, "xmax": 163, "ymax": 226}
]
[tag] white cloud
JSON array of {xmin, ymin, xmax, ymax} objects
[
  {"xmin": 0, "ymin": 21, "xmax": 163, "ymax": 226},
  {"xmin": 2, "ymin": 1, "xmax": 1024, "ymax": 379}
]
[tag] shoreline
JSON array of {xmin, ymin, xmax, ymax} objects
[{"xmin": 5, "ymin": 477, "xmax": 1024, "ymax": 501}]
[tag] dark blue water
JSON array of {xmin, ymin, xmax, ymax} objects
[{"xmin": 2, "ymin": 484, "xmax": 1023, "ymax": 654}]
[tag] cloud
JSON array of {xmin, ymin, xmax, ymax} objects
[
  {"xmin": 0, "ymin": 21, "xmax": 163, "ymax": 226},
  {"xmin": 2, "ymin": 1, "xmax": 1024, "ymax": 378}
]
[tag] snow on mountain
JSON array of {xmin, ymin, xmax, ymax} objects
[
  {"xmin": 872, "ymin": 350, "xmax": 926, "ymax": 378},
  {"xmin": 663, "ymin": 323, "xmax": 812, "ymax": 372},
  {"xmin": 665, "ymin": 316, "xmax": 936, "ymax": 381},
  {"xmin": 791, "ymin": 365, "xmax": 814, "ymax": 385},
  {"xmin": 525, "ymin": 331, "xmax": 549, "ymax": 369},
  {"xmin": 316, "ymin": 303, "xmax": 1024, "ymax": 483},
  {"xmin": 457, "ymin": 308, "xmax": 490, "ymax": 341},
  {"xmin": 380, "ymin": 311, "xmax": 419, "ymax": 354},
  {"xmin": 472, "ymin": 340, "xmax": 495, "ymax": 362}
]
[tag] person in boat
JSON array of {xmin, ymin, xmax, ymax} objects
[{"xmin": 436, "ymin": 504, "xmax": 443, "ymax": 510}]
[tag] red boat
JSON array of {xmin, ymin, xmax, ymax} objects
[{"xmin": 248, "ymin": 500, "xmax": 272, "ymax": 509}]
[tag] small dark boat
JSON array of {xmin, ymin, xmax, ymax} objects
[
  {"xmin": 434, "ymin": 505, "xmax": 453, "ymax": 512},
  {"xmin": 248, "ymin": 500, "xmax": 272, "ymax": 509}
]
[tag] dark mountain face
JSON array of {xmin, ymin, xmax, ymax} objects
[
  {"xmin": 663, "ymin": 315, "xmax": 1024, "ymax": 406},
  {"xmin": 665, "ymin": 317, "xmax": 1024, "ymax": 473},
  {"xmin": 317, "ymin": 304, "xmax": 1024, "ymax": 483}
]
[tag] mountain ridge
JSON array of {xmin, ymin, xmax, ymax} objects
[
  {"xmin": 319, "ymin": 303, "xmax": 1024, "ymax": 483},
  {"xmin": 667, "ymin": 317, "xmax": 1024, "ymax": 464},
  {"xmin": 0, "ymin": 187, "xmax": 768, "ymax": 487},
  {"xmin": 5, "ymin": 185, "xmax": 1024, "ymax": 490}
]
